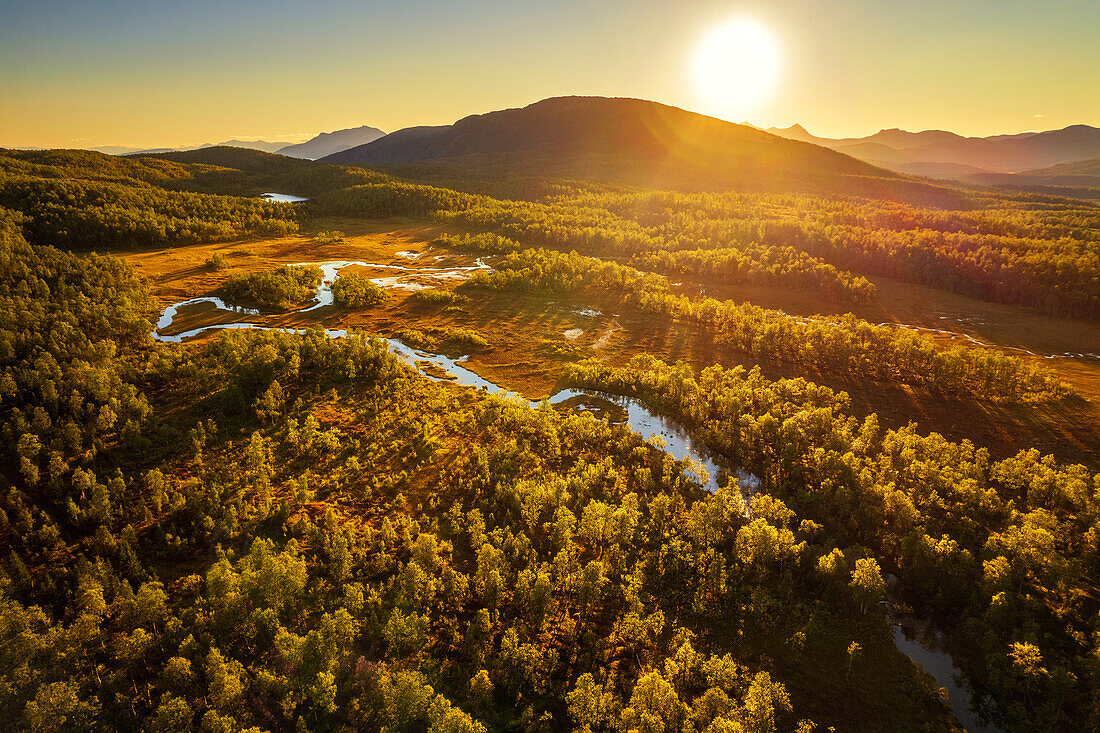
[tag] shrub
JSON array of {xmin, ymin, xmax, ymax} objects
[
  {"xmin": 410, "ymin": 289, "xmax": 461, "ymax": 306},
  {"xmin": 393, "ymin": 326, "xmax": 489, "ymax": 354},
  {"xmin": 314, "ymin": 230, "xmax": 347, "ymax": 245},
  {"xmin": 220, "ymin": 265, "xmax": 322, "ymax": 309},
  {"xmin": 433, "ymin": 232, "xmax": 520, "ymax": 253},
  {"xmin": 332, "ymin": 272, "xmax": 387, "ymax": 308}
]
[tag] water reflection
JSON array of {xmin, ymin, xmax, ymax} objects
[
  {"xmin": 156, "ymin": 297, "xmax": 258, "ymax": 330},
  {"xmin": 260, "ymin": 193, "xmax": 309, "ymax": 203},
  {"xmin": 891, "ymin": 622, "xmax": 998, "ymax": 732}
]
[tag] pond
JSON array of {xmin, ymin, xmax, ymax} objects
[{"xmin": 260, "ymin": 192, "xmax": 309, "ymax": 203}]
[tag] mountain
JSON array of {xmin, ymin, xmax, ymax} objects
[
  {"xmin": 139, "ymin": 146, "xmax": 313, "ymax": 176},
  {"xmin": 276, "ymin": 125, "xmax": 386, "ymax": 160},
  {"xmin": 206, "ymin": 139, "xmax": 288, "ymax": 153},
  {"xmin": 962, "ymin": 156, "xmax": 1100, "ymax": 194},
  {"xmin": 766, "ymin": 124, "xmax": 824, "ymax": 145},
  {"xmin": 319, "ymin": 96, "xmax": 951, "ymax": 201},
  {"xmin": 92, "ymin": 139, "xmax": 292, "ymax": 156},
  {"xmin": 767, "ymin": 123, "xmax": 1100, "ymax": 178},
  {"xmin": 91, "ymin": 145, "xmax": 177, "ymax": 156}
]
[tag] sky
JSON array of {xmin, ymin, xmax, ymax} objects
[{"xmin": 1, "ymin": 0, "xmax": 1097, "ymax": 148}]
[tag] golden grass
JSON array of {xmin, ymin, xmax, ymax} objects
[{"xmin": 119, "ymin": 219, "xmax": 1100, "ymax": 470}]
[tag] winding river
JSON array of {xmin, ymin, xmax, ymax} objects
[
  {"xmin": 152, "ymin": 263, "xmax": 737, "ymax": 493},
  {"xmin": 892, "ymin": 620, "xmax": 996, "ymax": 732},
  {"xmin": 153, "ymin": 257, "xmax": 997, "ymax": 731}
]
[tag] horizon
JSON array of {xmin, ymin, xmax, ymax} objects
[
  {"xmin": 2, "ymin": 0, "xmax": 1098, "ymax": 149},
  {"xmin": 4, "ymin": 95, "xmax": 1097, "ymax": 153}
]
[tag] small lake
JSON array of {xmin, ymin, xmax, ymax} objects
[{"xmin": 260, "ymin": 192, "xmax": 309, "ymax": 203}]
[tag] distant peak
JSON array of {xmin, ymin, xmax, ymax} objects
[{"xmin": 765, "ymin": 124, "xmax": 818, "ymax": 143}]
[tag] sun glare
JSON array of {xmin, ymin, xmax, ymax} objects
[{"xmin": 692, "ymin": 17, "xmax": 781, "ymax": 119}]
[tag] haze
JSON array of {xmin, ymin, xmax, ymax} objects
[{"xmin": 1, "ymin": 0, "xmax": 1098, "ymax": 149}]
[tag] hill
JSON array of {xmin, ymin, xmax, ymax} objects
[
  {"xmin": 1027, "ymin": 156, "xmax": 1100, "ymax": 178},
  {"xmin": 768, "ymin": 122, "xmax": 1100, "ymax": 177},
  {"xmin": 92, "ymin": 138, "xmax": 292, "ymax": 156},
  {"xmin": 139, "ymin": 145, "xmax": 315, "ymax": 176},
  {"xmin": 207, "ymin": 138, "xmax": 289, "ymax": 153},
  {"xmin": 276, "ymin": 124, "xmax": 386, "ymax": 159},
  {"xmin": 320, "ymin": 96, "xmax": 951, "ymax": 200},
  {"xmin": 961, "ymin": 155, "xmax": 1100, "ymax": 196},
  {"xmin": 974, "ymin": 155, "xmax": 1100, "ymax": 186},
  {"xmin": 91, "ymin": 145, "xmax": 178, "ymax": 156}
]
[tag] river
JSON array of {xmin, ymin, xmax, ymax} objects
[{"xmin": 151, "ymin": 256, "xmax": 997, "ymax": 730}]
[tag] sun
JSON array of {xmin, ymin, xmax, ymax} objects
[{"xmin": 692, "ymin": 17, "xmax": 781, "ymax": 119}]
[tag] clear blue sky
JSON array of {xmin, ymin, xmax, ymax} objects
[{"xmin": 1, "ymin": 0, "xmax": 1097, "ymax": 147}]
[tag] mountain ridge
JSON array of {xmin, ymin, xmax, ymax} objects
[
  {"xmin": 275, "ymin": 125, "xmax": 386, "ymax": 159},
  {"xmin": 90, "ymin": 127, "xmax": 387, "ymax": 159},
  {"xmin": 319, "ymin": 96, "xmax": 956, "ymax": 202},
  {"xmin": 766, "ymin": 122, "xmax": 1100, "ymax": 177}
]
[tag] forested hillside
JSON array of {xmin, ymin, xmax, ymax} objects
[{"xmin": 321, "ymin": 97, "xmax": 965, "ymax": 203}]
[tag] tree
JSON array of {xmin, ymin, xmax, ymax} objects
[
  {"xmin": 204, "ymin": 648, "xmax": 245, "ymax": 714},
  {"xmin": 740, "ymin": 672, "xmax": 792, "ymax": 733},
  {"xmin": 376, "ymin": 667, "xmax": 434, "ymax": 733},
  {"xmin": 619, "ymin": 671, "xmax": 684, "ymax": 733},
  {"xmin": 846, "ymin": 642, "xmax": 861, "ymax": 680},
  {"xmin": 254, "ymin": 379, "xmax": 285, "ymax": 423},
  {"xmin": 1008, "ymin": 641, "xmax": 1048, "ymax": 706},
  {"xmin": 468, "ymin": 670, "xmax": 494, "ymax": 710},
  {"xmin": 427, "ymin": 694, "xmax": 487, "ymax": 733},
  {"xmin": 849, "ymin": 557, "xmax": 885, "ymax": 614},
  {"xmin": 21, "ymin": 680, "xmax": 100, "ymax": 732},
  {"xmin": 332, "ymin": 272, "xmax": 387, "ymax": 308},
  {"xmin": 567, "ymin": 673, "xmax": 617, "ymax": 729},
  {"xmin": 149, "ymin": 695, "xmax": 194, "ymax": 733}
]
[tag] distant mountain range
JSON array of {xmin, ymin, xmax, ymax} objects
[
  {"xmin": 90, "ymin": 125, "xmax": 385, "ymax": 160},
  {"xmin": 274, "ymin": 125, "xmax": 385, "ymax": 159},
  {"xmin": 79, "ymin": 100, "xmax": 1097, "ymax": 198},
  {"xmin": 766, "ymin": 123, "xmax": 1100, "ymax": 185},
  {"xmin": 92, "ymin": 139, "xmax": 288, "ymax": 156},
  {"xmin": 318, "ymin": 96, "xmax": 960, "ymax": 202}
]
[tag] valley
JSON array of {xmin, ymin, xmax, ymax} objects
[
  {"xmin": 122, "ymin": 217, "xmax": 1100, "ymax": 470},
  {"xmin": 5, "ymin": 0, "xmax": 1100, "ymax": 726},
  {"xmin": 3, "ymin": 100, "xmax": 1099, "ymax": 733}
]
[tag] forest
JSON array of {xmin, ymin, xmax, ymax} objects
[
  {"xmin": 463, "ymin": 248, "xmax": 1070, "ymax": 403},
  {"xmin": 221, "ymin": 266, "xmax": 324, "ymax": 310},
  {"xmin": 1, "ymin": 145, "xmax": 1099, "ymax": 732},
  {"xmin": 562, "ymin": 355, "xmax": 1100, "ymax": 731}
]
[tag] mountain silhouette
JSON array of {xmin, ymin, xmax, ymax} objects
[
  {"xmin": 320, "ymin": 96, "xmax": 953, "ymax": 201},
  {"xmin": 276, "ymin": 125, "xmax": 386, "ymax": 160},
  {"xmin": 767, "ymin": 123, "xmax": 1100, "ymax": 176}
]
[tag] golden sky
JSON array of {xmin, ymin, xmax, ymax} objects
[{"xmin": 1, "ymin": 0, "xmax": 1097, "ymax": 148}]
